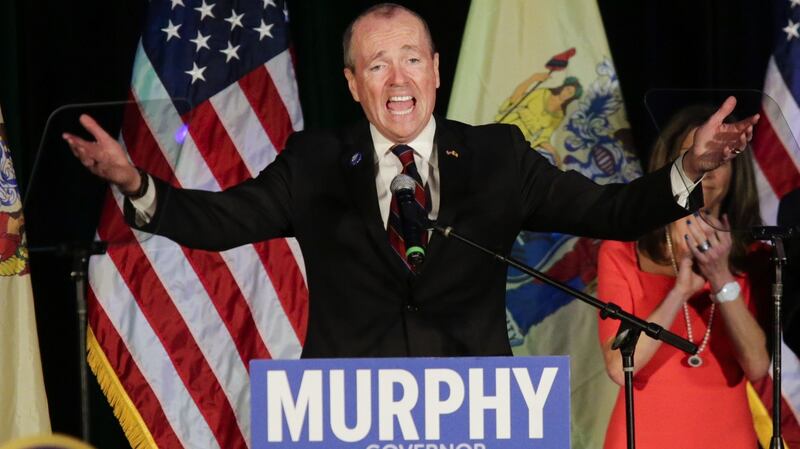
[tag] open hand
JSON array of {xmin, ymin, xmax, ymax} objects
[
  {"xmin": 62, "ymin": 114, "xmax": 141, "ymax": 194},
  {"xmin": 683, "ymin": 96, "xmax": 759, "ymax": 180}
]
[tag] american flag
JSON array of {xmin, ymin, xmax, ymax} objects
[
  {"xmin": 754, "ymin": 0, "xmax": 800, "ymax": 222},
  {"xmin": 86, "ymin": 0, "xmax": 306, "ymax": 448},
  {"xmin": 749, "ymin": 0, "xmax": 800, "ymax": 445}
]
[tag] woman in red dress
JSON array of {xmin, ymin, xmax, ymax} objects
[{"xmin": 597, "ymin": 105, "xmax": 770, "ymax": 449}]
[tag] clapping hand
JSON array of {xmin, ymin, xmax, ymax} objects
[
  {"xmin": 685, "ymin": 212, "xmax": 736, "ymax": 293},
  {"xmin": 673, "ymin": 254, "xmax": 705, "ymax": 299}
]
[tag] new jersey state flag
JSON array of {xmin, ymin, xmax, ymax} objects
[
  {"xmin": 0, "ymin": 106, "xmax": 51, "ymax": 443},
  {"xmin": 448, "ymin": 1, "xmax": 640, "ymax": 447}
]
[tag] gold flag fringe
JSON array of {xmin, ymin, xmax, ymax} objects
[{"xmin": 86, "ymin": 328, "xmax": 159, "ymax": 449}]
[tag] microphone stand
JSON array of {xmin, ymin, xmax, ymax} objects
[
  {"xmin": 429, "ymin": 224, "xmax": 697, "ymax": 449},
  {"xmin": 30, "ymin": 240, "xmax": 108, "ymax": 443},
  {"xmin": 752, "ymin": 226, "xmax": 796, "ymax": 449}
]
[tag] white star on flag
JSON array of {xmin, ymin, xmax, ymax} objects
[
  {"xmin": 791, "ymin": 0, "xmax": 800, "ymax": 7},
  {"xmin": 225, "ymin": 10, "xmax": 245, "ymax": 30},
  {"xmin": 784, "ymin": 19, "xmax": 800, "ymax": 41},
  {"xmin": 185, "ymin": 62, "xmax": 207, "ymax": 83},
  {"xmin": 220, "ymin": 41, "xmax": 241, "ymax": 62},
  {"xmin": 194, "ymin": 0, "xmax": 215, "ymax": 20},
  {"xmin": 262, "ymin": 0, "xmax": 277, "ymax": 9},
  {"xmin": 170, "ymin": 0, "xmax": 185, "ymax": 10},
  {"xmin": 254, "ymin": 20, "xmax": 274, "ymax": 40},
  {"xmin": 161, "ymin": 20, "xmax": 181, "ymax": 41},
  {"xmin": 190, "ymin": 31, "xmax": 211, "ymax": 52}
]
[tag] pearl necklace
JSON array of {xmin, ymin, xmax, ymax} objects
[{"xmin": 664, "ymin": 229, "xmax": 715, "ymax": 368}]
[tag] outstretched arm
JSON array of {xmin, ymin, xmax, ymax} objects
[{"xmin": 63, "ymin": 113, "xmax": 295, "ymax": 251}]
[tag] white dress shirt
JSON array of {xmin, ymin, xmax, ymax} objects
[{"xmin": 371, "ymin": 116, "xmax": 439, "ymax": 228}]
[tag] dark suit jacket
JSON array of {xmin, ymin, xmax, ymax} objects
[{"xmin": 126, "ymin": 116, "xmax": 700, "ymax": 358}]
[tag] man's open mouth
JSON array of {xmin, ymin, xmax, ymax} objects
[{"xmin": 387, "ymin": 95, "xmax": 416, "ymax": 115}]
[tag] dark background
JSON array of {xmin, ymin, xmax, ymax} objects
[{"xmin": 0, "ymin": 0, "xmax": 777, "ymax": 447}]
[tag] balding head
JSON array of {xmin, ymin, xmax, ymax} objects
[{"xmin": 342, "ymin": 3, "xmax": 435, "ymax": 70}]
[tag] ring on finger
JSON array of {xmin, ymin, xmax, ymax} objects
[{"xmin": 697, "ymin": 240, "xmax": 712, "ymax": 253}]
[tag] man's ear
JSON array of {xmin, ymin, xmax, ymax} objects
[
  {"xmin": 344, "ymin": 68, "xmax": 360, "ymax": 102},
  {"xmin": 433, "ymin": 52, "xmax": 440, "ymax": 89}
]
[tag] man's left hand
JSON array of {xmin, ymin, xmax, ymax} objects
[{"xmin": 683, "ymin": 96, "xmax": 759, "ymax": 181}]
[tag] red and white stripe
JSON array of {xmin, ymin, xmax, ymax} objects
[
  {"xmin": 88, "ymin": 42, "xmax": 306, "ymax": 449},
  {"xmin": 753, "ymin": 56, "xmax": 800, "ymax": 226}
]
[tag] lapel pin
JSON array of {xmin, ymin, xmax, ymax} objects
[
  {"xmin": 445, "ymin": 149, "xmax": 460, "ymax": 158},
  {"xmin": 350, "ymin": 152, "xmax": 363, "ymax": 166}
]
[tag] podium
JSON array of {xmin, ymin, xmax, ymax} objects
[{"xmin": 251, "ymin": 356, "xmax": 570, "ymax": 449}]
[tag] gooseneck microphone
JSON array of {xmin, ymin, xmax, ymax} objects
[{"xmin": 390, "ymin": 174, "xmax": 427, "ymax": 268}]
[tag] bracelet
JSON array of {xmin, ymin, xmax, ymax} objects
[
  {"xmin": 712, "ymin": 281, "xmax": 741, "ymax": 303},
  {"xmin": 125, "ymin": 168, "xmax": 149, "ymax": 200}
]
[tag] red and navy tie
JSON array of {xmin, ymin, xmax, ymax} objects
[{"xmin": 388, "ymin": 144, "xmax": 431, "ymax": 270}]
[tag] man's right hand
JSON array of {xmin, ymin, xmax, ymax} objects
[{"xmin": 62, "ymin": 114, "xmax": 141, "ymax": 194}]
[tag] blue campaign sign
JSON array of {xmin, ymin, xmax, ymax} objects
[{"xmin": 251, "ymin": 356, "xmax": 570, "ymax": 449}]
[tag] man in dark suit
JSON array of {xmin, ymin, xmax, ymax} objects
[{"xmin": 63, "ymin": 3, "xmax": 758, "ymax": 358}]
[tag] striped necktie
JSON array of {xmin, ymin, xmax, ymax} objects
[{"xmin": 388, "ymin": 144, "xmax": 431, "ymax": 271}]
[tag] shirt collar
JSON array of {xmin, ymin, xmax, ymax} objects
[{"xmin": 369, "ymin": 116, "xmax": 437, "ymax": 166}]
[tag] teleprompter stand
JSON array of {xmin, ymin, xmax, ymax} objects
[
  {"xmin": 23, "ymin": 102, "xmax": 129, "ymax": 443},
  {"xmin": 29, "ymin": 241, "xmax": 108, "ymax": 442},
  {"xmin": 429, "ymin": 223, "xmax": 698, "ymax": 449}
]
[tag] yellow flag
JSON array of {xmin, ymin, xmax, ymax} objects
[
  {"xmin": 448, "ymin": 1, "xmax": 642, "ymax": 447},
  {"xmin": 0, "ymin": 106, "xmax": 51, "ymax": 443}
]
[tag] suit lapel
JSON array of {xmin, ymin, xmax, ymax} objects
[
  {"xmin": 340, "ymin": 121, "xmax": 410, "ymax": 274},
  {"xmin": 426, "ymin": 117, "xmax": 472, "ymax": 261}
]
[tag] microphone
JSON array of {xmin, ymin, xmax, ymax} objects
[{"xmin": 390, "ymin": 174, "xmax": 427, "ymax": 268}]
